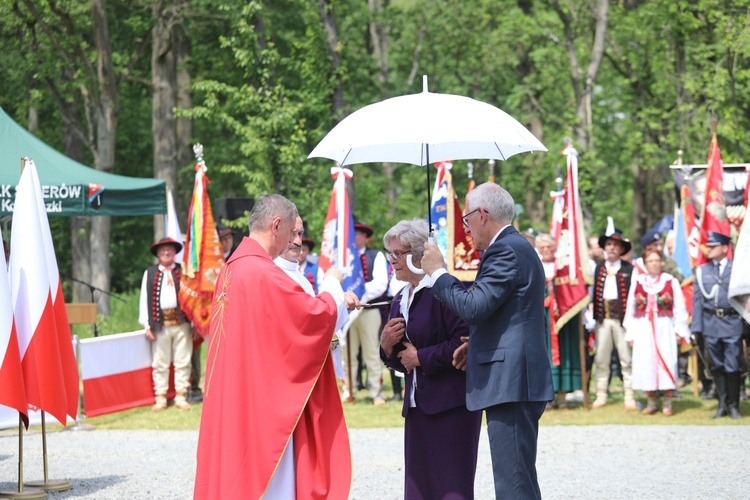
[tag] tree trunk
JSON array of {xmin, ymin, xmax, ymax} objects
[
  {"xmin": 175, "ymin": 20, "xmax": 192, "ymax": 228},
  {"xmin": 152, "ymin": 1, "xmax": 179, "ymax": 242},
  {"xmin": 90, "ymin": 0, "xmax": 119, "ymax": 316},
  {"xmin": 318, "ymin": 0, "xmax": 345, "ymax": 121}
]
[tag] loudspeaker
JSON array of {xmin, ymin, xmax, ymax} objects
[{"xmin": 215, "ymin": 197, "xmax": 254, "ymax": 221}]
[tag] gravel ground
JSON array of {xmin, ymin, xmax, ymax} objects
[{"xmin": 0, "ymin": 425, "xmax": 746, "ymax": 499}]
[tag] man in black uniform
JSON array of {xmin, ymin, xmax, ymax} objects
[{"xmin": 691, "ymin": 231, "xmax": 745, "ymax": 419}]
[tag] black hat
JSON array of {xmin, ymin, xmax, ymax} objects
[
  {"xmin": 301, "ymin": 237, "xmax": 316, "ymax": 250},
  {"xmin": 216, "ymin": 223, "xmax": 232, "ymax": 238},
  {"xmin": 598, "ymin": 217, "xmax": 632, "ymax": 254},
  {"xmin": 641, "ymin": 228, "xmax": 663, "ymax": 249},
  {"xmin": 150, "ymin": 237, "xmax": 183, "ymax": 256},
  {"xmin": 706, "ymin": 231, "xmax": 731, "ymax": 247},
  {"xmin": 354, "ymin": 222, "xmax": 374, "ymax": 237}
]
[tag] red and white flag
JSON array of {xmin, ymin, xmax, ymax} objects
[
  {"xmin": 10, "ymin": 159, "xmax": 76, "ymax": 425},
  {"xmin": 0, "ymin": 237, "xmax": 28, "ymax": 427},
  {"xmin": 697, "ymin": 134, "xmax": 732, "ymax": 264}
]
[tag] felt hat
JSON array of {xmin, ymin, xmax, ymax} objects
[
  {"xmin": 354, "ymin": 222, "xmax": 374, "ymax": 237},
  {"xmin": 598, "ymin": 216, "xmax": 632, "ymax": 254},
  {"xmin": 301, "ymin": 237, "xmax": 316, "ymax": 250},
  {"xmin": 150, "ymin": 237, "xmax": 182, "ymax": 256},
  {"xmin": 216, "ymin": 223, "xmax": 233, "ymax": 238},
  {"xmin": 706, "ymin": 231, "xmax": 731, "ymax": 247}
]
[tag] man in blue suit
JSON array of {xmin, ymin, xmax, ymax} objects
[
  {"xmin": 692, "ymin": 230, "xmax": 745, "ymax": 419},
  {"xmin": 421, "ymin": 182, "xmax": 554, "ymax": 499}
]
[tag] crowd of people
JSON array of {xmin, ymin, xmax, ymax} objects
[{"xmin": 136, "ymin": 182, "xmax": 747, "ymax": 499}]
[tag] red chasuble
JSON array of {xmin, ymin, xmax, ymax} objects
[{"xmin": 194, "ymin": 237, "xmax": 352, "ymax": 499}]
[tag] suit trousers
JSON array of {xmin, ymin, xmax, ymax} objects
[
  {"xmin": 594, "ymin": 319, "xmax": 634, "ymax": 404},
  {"xmin": 152, "ymin": 322, "xmax": 192, "ymax": 398},
  {"xmin": 485, "ymin": 401, "xmax": 546, "ymax": 500},
  {"xmin": 342, "ymin": 308, "xmax": 383, "ymax": 399},
  {"xmin": 705, "ymin": 335, "xmax": 744, "ymax": 374}
]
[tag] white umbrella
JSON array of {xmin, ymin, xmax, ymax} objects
[
  {"xmin": 308, "ymin": 76, "xmax": 547, "ymax": 272},
  {"xmin": 308, "ymin": 75, "xmax": 547, "ymax": 167}
]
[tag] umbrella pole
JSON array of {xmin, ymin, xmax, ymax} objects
[{"xmin": 425, "ymin": 145, "xmax": 432, "ymax": 233}]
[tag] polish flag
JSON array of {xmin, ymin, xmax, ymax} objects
[
  {"xmin": 10, "ymin": 160, "xmax": 75, "ymax": 426},
  {"xmin": 80, "ymin": 331, "xmax": 172, "ymax": 417},
  {"xmin": 0, "ymin": 237, "xmax": 28, "ymax": 428}
]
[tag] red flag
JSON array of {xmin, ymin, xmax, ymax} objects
[
  {"xmin": 179, "ymin": 157, "xmax": 225, "ymax": 338},
  {"xmin": 697, "ymin": 134, "xmax": 732, "ymax": 264},
  {"xmin": 552, "ymin": 146, "xmax": 591, "ymax": 331},
  {"xmin": 0, "ymin": 237, "xmax": 28, "ymax": 427},
  {"xmin": 10, "ymin": 160, "xmax": 74, "ymax": 425}
]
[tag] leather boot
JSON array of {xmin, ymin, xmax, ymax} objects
[
  {"xmin": 662, "ymin": 390, "xmax": 674, "ymax": 416},
  {"xmin": 711, "ymin": 372, "xmax": 728, "ymax": 419},
  {"xmin": 725, "ymin": 372, "xmax": 742, "ymax": 419},
  {"xmin": 641, "ymin": 392, "xmax": 658, "ymax": 415}
]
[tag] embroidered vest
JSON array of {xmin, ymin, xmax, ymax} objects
[
  {"xmin": 632, "ymin": 278, "xmax": 674, "ymax": 318},
  {"xmin": 592, "ymin": 260, "xmax": 632, "ymax": 322},
  {"xmin": 146, "ymin": 264, "xmax": 186, "ymax": 330}
]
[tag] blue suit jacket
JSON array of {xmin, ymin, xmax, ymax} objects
[{"xmin": 430, "ymin": 226, "xmax": 554, "ymax": 411}]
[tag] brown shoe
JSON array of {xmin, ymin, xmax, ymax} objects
[
  {"xmin": 151, "ymin": 403, "xmax": 167, "ymax": 412},
  {"xmin": 175, "ymin": 401, "xmax": 191, "ymax": 411},
  {"xmin": 641, "ymin": 407, "xmax": 658, "ymax": 415},
  {"xmin": 591, "ymin": 400, "xmax": 607, "ymax": 409},
  {"xmin": 662, "ymin": 408, "xmax": 674, "ymax": 416},
  {"xmin": 373, "ymin": 397, "xmax": 386, "ymax": 406}
]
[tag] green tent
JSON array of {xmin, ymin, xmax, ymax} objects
[{"xmin": 0, "ymin": 107, "xmax": 166, "ymax": 216}]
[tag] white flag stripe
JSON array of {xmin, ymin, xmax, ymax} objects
[
  {"xmin": 28, "ymin": 160, "xmax": 61, "ymax": 300},
  {"xmin": 166, "ymin": 189, "xmax": 184, "ymax": 263},
  {"xmin": 80, "ymin": 330, "xmax": 152, "ymax": 380},
  {"xmin": 10, "ymin": 164, "xmax": 53, "ymax": 357}
]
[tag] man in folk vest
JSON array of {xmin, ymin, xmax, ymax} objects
[
  {"xmin": 138, "ymin": 237, "xmax": 193, "ymax": 412},
  {"xmin": 591, "ymin": 224, "xmax": 635, "ymax": 410},
  {"xmin": 342, "ymin": 222, "xmax": 389, "ymax": 405},
  {"xmin": 299, "ymin": 237, "xmax": 323, "ymax": 294}
]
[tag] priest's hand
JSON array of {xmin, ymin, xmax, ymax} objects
[
  {"xmin": 421, "ymin": 242, "xmax": 446, "ymax": 276},
  {"xmin": 145, "ymin": 327, "xmax": 156, "ymax": 342},
  {"xmin": 381, "ymin": 317, "xmax": 405, "ymax": 356},
  {"xmin": 325, "ymin": 266, "xmax": 343, "ymax": 283},
  {"xmin": 397, "ymin": 342, "xmax": 420, "ymax": 372},
  {"xmin": 452, "ymin": 336, "xmax": 469, "ymax": 371},
  {"xmin": 344, "ymin": 291, "xmax": 362, "ymax": 311}
]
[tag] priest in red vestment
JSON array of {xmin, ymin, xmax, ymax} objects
[{"xmin": 195, "ymin": 194, "xmax": 356, "ymax": 499}]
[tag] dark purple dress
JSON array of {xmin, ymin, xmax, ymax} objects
[{"xmin": 380, "ymin": 278, "xmax": 482, "ymax": 500}]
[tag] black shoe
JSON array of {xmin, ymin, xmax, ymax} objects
[
  {"xmin": 728, "ymin": 406, "xmax": 742, "ymax": 419},
  {"xmin": 187, "ymin": 388, "xmax": 204, "ymax": 403},
  {"xmin": 391, "ymin": 392, "xmax": 403, "ymax": 402},
  {"xmin": 711, "ymin": 406, "xmax": 727, "ymax": 419}
]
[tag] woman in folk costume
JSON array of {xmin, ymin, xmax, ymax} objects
[
  {"xmin": 536, "ymin": 233, "xmax": 583, "ymax": 410},
  {"xmin": 623, "ymin": 248, "xmax": 690, "ymax": 416}
]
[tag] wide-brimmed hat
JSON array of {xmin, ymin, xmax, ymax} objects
[
  {"xmin": 354, "ymin": 222, "xmax": 374, "ymax": 237},
  {"xmin": 150, "ymin": 237, "xmax": 183, "ymax": 256},
  {"xmin": 706, "ymin": 231, "xmax": 731, "ymax": 247},
  {"xmin": 598, "ymin": 217, "xmax": 632, "ymax": 254},
  {"xmin": 301, "ymin": 237, "xmax": 316, "ymax": 250},
  {"xmin": 216, "ymin": 223, "xmax": 233, "ymax": 238}
]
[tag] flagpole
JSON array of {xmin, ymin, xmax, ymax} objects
[
  {"xmin": 23, "ymin": 413, "xmax": 73, "ymax": 492},
  {"xmin": 0, "ymin": 417, "xmax": 47, "ymax": 499}
]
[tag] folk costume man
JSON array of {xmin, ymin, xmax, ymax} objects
[
  {"xmin": 341, "ymin": 222, "xmax": 389, "ymax": 405},
  {"xmin": 194, "ymin": 195, "xmax": 356, "ymax": 499},
  {"xmin": 692, "ymin": 231, "xmax": 745, "ymax": 419},
  {"xmin": 298, "ymin": 236, "xmax": 324, "ymax": 294},
  {"xmin": 591, "ymin": 224, "xmax": 636, "ymax": 410},
  {"xmin": 421, "ymin": 183, "xmax": 554, "ymax": 499},
  {"xmin": 138, "ymin": 237, "xmax": 193, "ymax": 412}
]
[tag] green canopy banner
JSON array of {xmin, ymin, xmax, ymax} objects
[{"xmin": 0, "ymin": 107, "xmax": 166, "ymax": 216}]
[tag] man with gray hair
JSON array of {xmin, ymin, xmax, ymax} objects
[
  {"xmin": 420, "ymin": 182, "xmax": 553, "ymax": 499},
  {"xmin": 195, "ymin": 194, "xmax": 358, "ymax": 499}
]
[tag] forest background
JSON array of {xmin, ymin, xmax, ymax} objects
[{"xmin": 1, "ymin": 0, "xmax": 749, "ymax": 315}]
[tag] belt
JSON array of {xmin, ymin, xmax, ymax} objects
[
  {"xmin": 162, "ymin": 308, "xmax": 181, "ymax": 326},
  {"xmin": 703, "ymin": 307, "xmax": 738, "ymax": 318},
  {"xmin": 603, "ymin": 299, "xmax": 623, "ymax": 320}
]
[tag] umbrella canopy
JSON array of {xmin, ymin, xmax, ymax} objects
[
  {"xmin": 0, "ymin": 106, "xmax": 166, "ymax": 217},
  {"xmin": 308, "ymin": 76, "xmax": 547, "ymax": 167}
]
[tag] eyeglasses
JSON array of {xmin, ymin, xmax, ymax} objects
[
  {"xmin": 462, "ymin": 208, "xmax": 481, "ymax": 227},
  {"xmin": 386, "ymin": 250, "xmax": 412, "ymax": 261}
]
